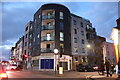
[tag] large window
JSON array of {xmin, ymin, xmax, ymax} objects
[
  {"xmin": 60, "ymin": 22, "xmax": 64, "ymax": 31},
  {"xmin": 60, "ymin": 12, "xmax": 63, "ymax": 19},
  {"xmin": 60, "ymin": 32, "xmax": 64, "ymax": 41},
  {"xmin": 74, "ymin": 38, "xmax": 77, "ymax": 43}
]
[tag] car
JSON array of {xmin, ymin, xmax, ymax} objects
[
  {"xmin": 93, "ymin": 65, "xmax": 99, "ymax": 71},
  {"xmin": 10, "ymin": 64, "xmax": 17, "ymax": 70},
  {"xmin": 77, "ymin": 64, "xmax": 94, "ymax": 72},
  {"xmin": 0, "ymin": 63, "xmax": 8, "ymax": 80}
]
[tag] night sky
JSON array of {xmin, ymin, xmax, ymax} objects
[{"xmin": 1, "ymin": 2, "xmax": 119, "ymax": 60}]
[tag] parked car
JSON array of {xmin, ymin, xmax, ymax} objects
[
  {"xmin": 77, "ymin": 64, "xmax": 94, "ymax": 72},
  {"xmin": 93, "ymin": 65, "xmax": 99, "ymax": 71},
  {"xmin": 0, "ymin": 63, "xmax": 8, "ymax": 80},
  {"xmin": 10, "ymin": 64, "xmax": 17, "ymax": 70}
]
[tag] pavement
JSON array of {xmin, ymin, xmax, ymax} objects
[{"xmin": 6, "ymin": 70, "xmax": 120, "ymax": 80}]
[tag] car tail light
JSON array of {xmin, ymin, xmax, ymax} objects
[{"xmin": 0, "ymin": 73, "xmax": 8, "ymax": 78}]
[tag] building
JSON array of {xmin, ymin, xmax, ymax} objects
[
  {"xmin": 71, "ymin": 14, "xmax": 90, "ymax": 70},
  {"xmin": 24, "ymin": 21, "xmax": 33, "ymax": 69},
  {"xmin": 32, "ymin": 3, "xmax": 72, "ymax": 71},
  {"xmin": 103, "ymin": 42, "xmax": 116, "ymax": 65},
  {"xmin": 10, "ymin": 36, "xmax": 24, "ymax": 65},
  {"xmin": 94, "ymin": 35, "xmax": 106, "ymax": 65},
  {"xmin": 111, "ymin": 18, "xmax": 120, "ymax": 63},
  {"xmin": 11, "ymin": 3, "xmax": 106, "ymax": 71}
]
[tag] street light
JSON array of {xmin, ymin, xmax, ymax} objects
[
  {"xmin": 87, "ymin": 44, "xmax": 91, "ymax": 48},
  {"xmin": 54, "ymin": 49, "xmax": 59, "ymax": 74}
]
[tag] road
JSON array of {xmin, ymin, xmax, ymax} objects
[{"xmin": 5, "ymin": 70, "xmax": 119, "ymax": 80}]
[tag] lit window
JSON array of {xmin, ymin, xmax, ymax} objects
[
  {"xmin": 37, "ymin": 34, "xmax": 40, "ymax": 38},
  {"xmin": 38, "ymin": 15, "xmax": 40, "ymax": 18},
  {"xmin": 60, "ymin": 12, "xmax": 63, "ymax": 19},
  {"xmin": 82, "ymin": 57, "xmax": 86, "ymax": 62},
  {"xmin": 60, "ymin": 32, "xmax": 64, "ymax": 41},
  {"xmin": 74, "ymin": 38, "xmax": 77, "ymax": 43}
]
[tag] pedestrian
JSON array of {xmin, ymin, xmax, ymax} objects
[
  {"xmin": 100, "ymin": 60, "xmax": 105, "ymax": 75},
  {"xmin": 105, "ymin": 59, "xmax": 111, "ymax": 77},
  {"xmin": 118, "ymin": 58, "xmax": 120, "ymax": 78},
  {"xmin": 111, "ymin": 62, "xmax": 115, "ymax": 74}
]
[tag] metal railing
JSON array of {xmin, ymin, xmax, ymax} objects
[
  {"xmin": 41, "ymin": 48, "xmax": 54, "ymax": 53},
  {"xmin": 41, "ymin": 25, "xmax": 54, "ymax": 30},
  {"xmin": 41, "ymin": 36, "xmax": 54, "ymax": 41},
  {"xmin": 42, "ymin": 15, "xmax": 54, "ymax": 20}
]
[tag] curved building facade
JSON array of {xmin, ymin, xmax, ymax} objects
[{"xmin": 32, "ymin": 4, "xmax": 72, "ymax": 70}]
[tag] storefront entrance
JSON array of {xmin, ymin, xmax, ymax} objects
[{"xmin": 41, "ymin": 59, "xmax": 54, "ymax": 69}]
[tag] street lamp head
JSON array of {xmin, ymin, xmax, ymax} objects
[
  {"xmin": 54, "ymin": 49, "xmax": 59, "ymax": 54},
  {"xmin": 87, "ymin": 45, "xmax": 91, "ymax": 48}
]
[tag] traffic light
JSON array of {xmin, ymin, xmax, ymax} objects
[{"xmin": 23, "ymin": 54, "xmax": 28, "ymax": 60}]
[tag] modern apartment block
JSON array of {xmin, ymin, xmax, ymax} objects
[
  {"xmin": 11, "ymin": 3, "xmax": 106, "ymax": 71},
  {"xmin": 103, "ymin": 42, "xmax": 116, "ymax": 65},
  {"xmin": 32, "ymin": 4, "xmax": 72, "ymax": 70},
  {"xmin": 71, "ymin": 14, "xmax": 90, "ymax": 70}
]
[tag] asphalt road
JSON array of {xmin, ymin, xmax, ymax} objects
[{"xmin": 5, "ymin": 70, "xmax": 119, "ymax": 80}]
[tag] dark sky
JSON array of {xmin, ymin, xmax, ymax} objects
[{"xmin": 1, "ymin": 2, "xmax": 118, "ymax": 60}]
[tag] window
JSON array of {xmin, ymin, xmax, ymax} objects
[
  {"xmin": 26, "ymin": 34, "xmax": 27, "ymax": 38},
  {"xmin": 30, "ymin": 26, "xmax": 32, "ymax": 30},
  {"xmin": 25, "ymin": 42, "xmax": 27, "ymax": 46},
  {"xmin": 82, "ymin": 39, "xmax": 85, "ymax": 44},
  {"xmin": 74, "ymin": 29, "xmax": 77, "ymax": 34},
  {"xmin": 82, "ymin": 48, "xmax": 85, "ymax": 53},
  {"xmin": 25, "ymin": 26, "xmax": 28, "ymax": 31},
  {"xmin": 74, "ymin": 47, "xmax": 78, "ymax": 52},
  {"xmin": 60, "ymin": 12, "xmax": 63, "ymax": 19},
  {"xmin": 81, "ymin": 22, "xmax": 83, "ymax": 27},
  {"xmin": 34, "ymin": 19, "xmax": 36, "ymax": 23},
  {"xmin": 60, "ymin": 43, "xmax": 64, "ymax": 53},
  {"xmin": 60, "ymin": 22, "xmax": 64, "ymax": 31},
  {"xmin": 60, "ymin": 32, "xmax": 64, "ymax": 41},
  {"xmin": 75, "ymin": 57, "xmax": 78, "ymax": 61},
  {"xmin": 29, "ymin": 34, "xmax": 32, "ymax": 38},
  {"xmin": 38, "ymin": 15, "xmax": 40, "ymax": 18},
  {"xmin": 82, "ymin": 57, "xmax": 86, "ymax": 62},
  {"xmin": 81, "ymin": 31, "xmax": 84, "ymax": 36},
  {"xmin": 37, "ymin": 34, "xmax": 40, "ymax": 38},
  {"xmin": 74, "ymin": 38, "xmax": 77, "ymax": 43},
  {"xmin": 73, "ymin": 20, "xmax": 76, "ymax": 25},
  {"xmin": 46, "ymin": 33, "xmax": 51, "ymax": 40}
]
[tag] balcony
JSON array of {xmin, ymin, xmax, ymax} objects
[
  {"xmin": 41, "ymin": 36, "xmax": 54, "ymax": 42},
  {"xmin": 42, "ymin": 15, "xmax": 54, "ymax": 20},
  {"xmin": 41, "ymin": 48, "xmax": 54, "ymax": 53},
  {"xmin": 41, "ymin": 25, "xmax": 54, "ymax": 30}
]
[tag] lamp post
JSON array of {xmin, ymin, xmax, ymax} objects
[{"xmin": 54, "ymin": 49, "xmax": 59, "ymax": 74}]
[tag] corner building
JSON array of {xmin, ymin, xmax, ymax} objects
[{"xmin": 32, "ymin": 4, "xmax": 72, "ymax": 70}]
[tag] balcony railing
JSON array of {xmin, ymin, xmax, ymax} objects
[
  {"xmin": 41, "ymin": 48, "xmax": 54, "ymax": 53},
  {"xmin": 42, "ymin": 15, "xmax": 54, "ymax": 20},
  {"xmin": 41, "ymin": 25, "xmax": 54, "ymax": 30},
  {"xmin": 41, "ymin": 36, "xmax": 54, "ymax": 42}
]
